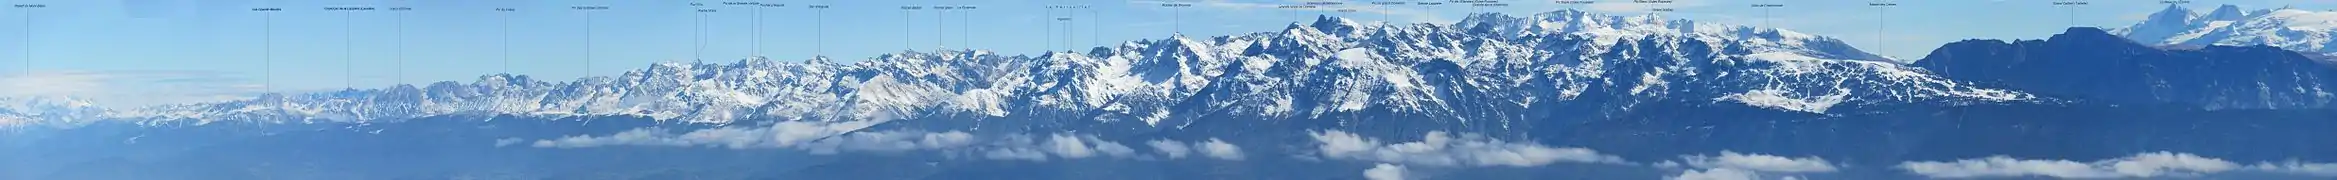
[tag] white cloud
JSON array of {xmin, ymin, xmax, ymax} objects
[
  {"xmin": 921, "ymin": 131, "xmax": 978, "ymax": 149},
  {"xmin": 1670, "ymin": 168, "xmax": 1759, "ymax": 180},
  {"xmin": 2250, "ymin": 161, "xmax": 2337, "ymax": 177},
  {"xmin": 1896, "ymin": 152, "xmax": 2240, "ymax": 179},
  {"xmin": 1309, "ymin": 130, "xmax": 1625, "ymax": 167},
  {"xmin": 1655, "ymin": 160, "xmax": 1685, "ymax": 169},
  {"xmin": 526, "ymin": 123, "xmax": 1229, "ymax": 162},
  {"xmin": 1663, "ymin": 151, "xmax": 1836, "ymax": 180},
  {"xmin": 0, "ymin": 71, "xmax": 263, "ymax": 108},
  {"xmin": 1046, "ymin": 134, "xmax": 1099, "ymax": 158},
  {"xmin": 1197, "ymin": 138, "xmax": 1245, "ymax": 160},
  {"xmin": 531, "ymin": 120, "xmax": 879, "ymax": 149},
  {"xmin": 533, "ymin": 127, "xmax": 694, "ymax": 148},
  {"xmin": 1364, "ymin": 163, "xmax": 1409, "ymax": 180},
  {"xmin": 1149, "ymin": 139, "xmax": 1193, "ymax": 159},
  {"xmin": 1681, "ymin": 151, "xmax": 1839, "ymax": 173},
  {"xmin": 796, "ymin": 130, "xmax": 978, "ymax": 154},
  {"xmin": 1144, "ymin": 138, "xmax": 1243, "ymax": 160},
  {"xmin": 493, "ymin": 138, "xmax": 525, "ymax": 147},
  {"xmin": 1092, "ymin": 137, "xmax": 1140, "ymax": 158},
  {"xmin": 984, "ymin": 147, "xmax": 1051, "ymax": 162},
  {"xmin": 977, "ymin": 133, "xmax": 1143, "ymax": 161},
  {"xmin": 1901, "ymin": 152, "xmax": 2337, "ymax": 179},
  {"xmin": 1024, "ymin": 134, "xmax": 1138, "ymax": 159}
]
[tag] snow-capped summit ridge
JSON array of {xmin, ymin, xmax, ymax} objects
[
  {"xmin": 2121, "ymin": 5, "xmax": 2201, "ymax": 44},
  {"xmin": 1455, "ymin": 10, "xmax": 1885, "ymax": 62},
  {"xmin": 2117, "ymin": 4, "xmax": 2337, "ymax": 55},
  {"xmin": 0, "ymin": 9, "xmax": 2025, "ymax": 128}
]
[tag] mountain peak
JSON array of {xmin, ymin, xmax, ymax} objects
[
  {"xmin": 1921, "ymin": 26, "xmax": 2337, "ymax": 109},
  {"xmin": 2149, "ymin": 4, "xmax": 2198, "ymax": 22},
  {"xmin": 3, "ymin": 10, "xmax": 1950, "ymax": 128},
  {"xmin": 2048, "ymin": 27, "xmax": 2131, "ymax": 45},
  {"xmin": 2204, "ymin": 4, "xmax": 2248, "ymax": 21},
  {"xmin": 1309, "ymin": 15, "xmax": 1363, "ymax": 37},
  {"xmin": 1540, "ymin": 9, "xmax": 1594, "ymax": 16},
  {"xmin": 2114, "ymin": 4, "xmax": 2337, "ymax": 54},
  {"xmin": 2118, "ymin": 4, "xmax": 2199, "ymax": 44}
]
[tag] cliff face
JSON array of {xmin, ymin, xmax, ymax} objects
[{"xmin": 1920, "ymin": 27, "xmax": 2337, "ymax": 109}]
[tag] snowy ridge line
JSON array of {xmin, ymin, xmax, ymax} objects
[
  {"xmin": 0, "ymin": 9, "xmax": 2030, "ymax": 128},
  {"xmin": 2118, "ymin": 4, "xmax": 2337, "ymax": 55}
]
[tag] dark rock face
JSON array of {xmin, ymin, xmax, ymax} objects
[{"xmin": 1917, "ymin": 27, "xmax": 2337, "ymax": 110}]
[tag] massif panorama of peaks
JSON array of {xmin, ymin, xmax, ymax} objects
[
  {"xmin": 0, "ymin": 9, "xmax": 2032, "ymax": 128},
  {"xmin": 11, "ymin": 6, "xmax": 2334, "ymax": 130},
  {"xmin": 2118, "ymin": 4, "xmax": 2337, "ymax": 55}
]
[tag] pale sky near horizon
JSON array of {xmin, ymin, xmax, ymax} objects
[{"xmin": 0, "ymin": 0, "xmax": 2332, "ymax": 107}]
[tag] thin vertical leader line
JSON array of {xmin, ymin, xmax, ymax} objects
[
  {"xmin": 937, "ymin": 5, "xmax": 945, "ymax": 50},
  {"xmin": 687, "ymin": 4, "xmax": 696, "ymax": 63},
  {"xmin": 904, "ymin": 9, "xmax": 911, "ymax": 51},
  {"xmin": 586, "ymin": 11, "xmax": 594, "ymax": 79},
  {"xmin": 577, "ymin": 7, "xmax": 596, "ymax": 123},
  {"xmin": 1045, "ymin": 6, "xmax": 1052, "ymax": 52},
  {"xmin": 345, "ymin": 11, "xmax": 354, "ymax": 90},
  {"xmin": 23, "ymin": 8, "xmax": 32, "ymax": 76},
  {"xmin": 502, "ymin": 9, "xmax": 512, "ymax": 74},
  {"xmin": 817, "ymin": 5, "xmax": 825, "ymax": 57},
  {"xmin": 752, "ymin": 4, "xmax": 760, "ymax": 57},
  {"xmin": 817, "ymin": 7, "xmax": 824, "ymax": 57},
  {"xmin": 1089, "ymin": 7, "xmax": 1096, "ymax": 49},
  {"xmin": 962, "ymin": 7, "xmax": 970, "ymax": 50},
  {"xmin": 752, "ymin": 4, "xmax": 759, "ymax": 57},
  {"xmin": 396, "ymin": 9, "xmax": 405, "ymax": 85},
  {"xmin": 925, "ymin": 5, "xmax": 934, "ymax": 50},
  {"xmin": 265, "ymin": 12, "xmax": 274, "ymax": 94}
]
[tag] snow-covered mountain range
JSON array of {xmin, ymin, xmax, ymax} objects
[
  {"xmin": 12, "ymin": 8, "xmax": 2337, "ymax": 180},
  {"xmin": 2117, "ymin": 4, "xmax": 2337, "ymax": 55},
  {"xmin": 0, "ymin": 9, "xmax": 2028, "ymax": 129}
]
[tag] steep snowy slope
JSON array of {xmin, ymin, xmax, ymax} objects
[
  {"xmin": 0, "ymin": 10, "xmax": 2024, "ymax": 129},
  {"xmin": 2118, "ymin": 4, "xmax": 2337, "ymax": 55}
]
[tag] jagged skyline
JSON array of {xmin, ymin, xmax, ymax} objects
[{"xmin": 1, "ymin": 0, "xmax": 2332, "ymax": 108}]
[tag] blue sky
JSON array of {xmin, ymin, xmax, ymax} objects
[{"xmin": 1, "ymin": 0, "xmax": 2333, "ymax": 107}]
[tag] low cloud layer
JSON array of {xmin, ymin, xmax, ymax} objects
[
  {"xmin": 1143, "ymin": 138, "xmax": 1245, "ymax": 161},
  {"xmin": 1364, "ymin": 163, "xmax": 1408, "ymax": 180},
  {"xmin": 2252, "ymin": 160, "xmax": 2337, "ymax": 177},
  {"xmin": 1898, "ymin": 152, "xmax": 2337, "ymax": 179},
  {"xmin": 1147, "ymin": 139, "xmax": 1192, "ymax": 159},
  {"xmin": 526, "ymin": 121, "xmax": 1244, "ymax": 161},
  {"xmin": 1670, "ymin": 168, "xmax": 1761, "ymax": 180},
  {"xmin": 1310, "ymin": 130, "xmax": 1624, "ymax": 167},
  {"xmin": 531, "ymin": 120, "xmax": 880, "ymax": 149},
  {"xmin": 1680, "ymin": 151, "xmax": 1838, "ymax": 173},
  {"xmin": 0, "ymin": 71, "xmax": 263, "ymax": 108},
  {"xmin": 1196, "ymin": 138, "xmax": 1245, "ymax": 160},
  {"xmin": 1659, "ymin": 151, "xmax": 1832, "ymax": 180}
]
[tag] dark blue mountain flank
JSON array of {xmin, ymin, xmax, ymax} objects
[{"xmin": 1917, "ymin": 27, "xmax": 2337, "ymax": 110}]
